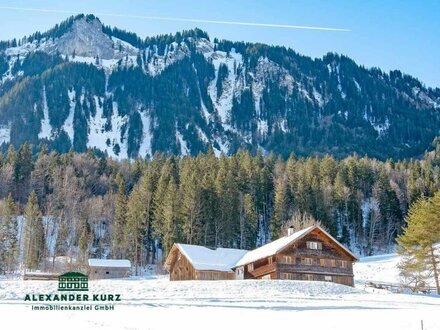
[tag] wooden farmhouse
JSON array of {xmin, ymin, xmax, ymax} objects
[
  {"xmin": 233, "ymin": 225, "xmax": 358, "ymax": 286},
  {"xmin": 164, "ymin": 244, "xmax": 248, "ymax": 281},
  {"xmin": 165, "ymin": 226, "xmax": 358, "ymax": 286},
  {"xmin": 88, "ymin": 259, "xmax": 131, "ymax": 279}
]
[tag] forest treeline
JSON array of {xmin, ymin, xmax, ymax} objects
[{"xmin": 1, "ymin": 144, "xmax": 440, "ymax": 273}]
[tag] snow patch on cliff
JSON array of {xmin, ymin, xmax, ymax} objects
[
  {"xmin": 138, "ymin": 110, "xmax": 152, "ymax": 159},
  {"xmin": 0, "ymin": 124, "xmax": 10, "ymax": 145},
  {"xmin": 38, "ymin": 86, "xmax": 52, "ymax": 139}
]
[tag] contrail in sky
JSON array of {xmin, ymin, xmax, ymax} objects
[{"xmin": 0, "ymin": 6, "xmax": 351, "ymax": 32}]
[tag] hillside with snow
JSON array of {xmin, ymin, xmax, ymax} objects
[{"xmin": 0, "ymin": 14, "xmax": 439, "ymax": 159}]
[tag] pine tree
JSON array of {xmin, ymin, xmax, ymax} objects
[
  {"xmin": 397, "ymin": 192, "xmax": 440, "ymax": 294},
  {"xmin": 112, "ymin": 173, "xmax": 127, "ymax": 258},
  {"xmin": 271, "ymin": 160, "xmax": 290, "ymax": 239},
  {"xmin": 5, "ymin": 144, "xmax": 17, "ymax": 167},
  {"xmin": 239, "ymin": 193, "xmax": 257, "ymax": 249},
  {"xmin": 55, "ymin": 218, "xmax": 69, "ymax": 257},
  {"xmin": 161, "ymin": 179, "xmax": 180, "ymax": 257},
  {"xmin": 215, "ymin": 155, "xmax": 238, "ymax": 247},
  {"xmin": 23, "ymin": 191, "xmax": 45, "ymax": 270},
  {"xmin": 78, "ymin": 214, "xmax": 89, "ymax": 263},
  {"xmin": 15, "ymin": 143, "xmax": 33, "ymax": 202},
  {"xmin": 199, "ymin": 149, "xmax": 218, "ymax": 247},
  {"xmin": 0, "ymin": 194, "xmax": 18, "ymax": 273},
  {"xmin": 125, "ymin": 173, "xmax": 153, "ymax": 274},
  {"xmin": 153, "ymin": 161, "xmax": 173, "ymax": 228},
  {"xmin": 180, "ymin": 160, "xmax": 203, "ymax": 245}
]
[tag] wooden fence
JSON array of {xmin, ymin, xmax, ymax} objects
[
  {"xmin": 23, "ymin": 273, "xmax": 60, "ymax": 281},
  {"xmin": 364, "ymin": 281, "xmax": 437, "ymax": 294}
]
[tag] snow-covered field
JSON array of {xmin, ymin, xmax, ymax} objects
[
  {"xmin": 1, "ymin": 253, "xmax": 439, "ymax": 330},
  {"xmin": 354, "ymin": 252, "xmax": 401, "ymax": 284}
]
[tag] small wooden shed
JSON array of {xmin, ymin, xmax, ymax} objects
[
  {"xmin": 88, "ymin": 259, "xmax": 131, "ymax": 279},
  {"xmin": 164, "ymin": 244, "xmax": 248, "ymax": 281}
]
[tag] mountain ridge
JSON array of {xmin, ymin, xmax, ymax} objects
[{"xmin": 0, "ymin": 14, "xmax": 439, "ymax": 159}]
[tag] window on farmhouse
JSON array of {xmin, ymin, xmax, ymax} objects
[
  {"xmin": 304, "ymin": 274, "xmax": 314, "ymax": 281},
  {"xmin": 268, "ymin": 257, "xmax": 273, "ymax": 264},
  {"xmin": 324, "ymin": 276, "xmax": 332, "ymax": 282},
  {"xmin": 307, "ymin": 241, "xmax": 322, "ymax": 250},
  {"xmin": 282, "ymin": 273, "xmax": 294, "ymax": 280},
  {"xmin": 302, "ymin": 257, "xmax": 313, "ymax": 265},
  {"xmin": 283, "ymin": 256, "xmax": 293, "ymax": 264},
  {"xmin": 248, "ymin": 263, "xmax": 254, "ymax": 271},
  {"xmin": 340, "ymin": 260, "xmax": 348, "ymax": 268},
  {"xmin": 320, "ymin": 259, "xmax": 336, "ymax": 267}
]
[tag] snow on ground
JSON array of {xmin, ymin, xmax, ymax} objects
[
  {"xmin": 372, "ymin": 118, "xmax": 390, "ymax": 137},
  {"xmin": 0, "ymin": 277, "xmax": 438, "ymax": 330},
  {"xmin": 86, "ymin": 96, "xmax": 130, "ymax": 160},
  {"xmin": 38, "ymin": 86, "xmax": 52, "ymax": 140},
  {"xmin": 175, "ymin": 129, "xmax": 189, "ymax": 156},
  {"xmin": 203, "ymin": 43, "xmax": 243, "ymax": 129},
  {"xmin": 355, "ymin": 245, "xmax": 439, "ymax": 287},
  {"xmin": 138, "ymin": 110, "xmax": 152, "ymax": 159},
  {"xmin": 1, "ymin": 251, "xmax": 439, "ymax": 330},
  {"xmin": 355, "ymin": 252, "xmax": 401, "ymax": 284},
  {"xmin": 62, "ymin": 89, "xmax": 76, "ymax": 143},
  {"xmin": 0, "ymin": 124, "xmax": 10, "ymax": 145}
]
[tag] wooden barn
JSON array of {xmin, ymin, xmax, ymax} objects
[
  {"xmin": 233, "ymin": 225, "xmax": 358, "ymax": 286},
  {"xmin": 164, "ymin": 244, "xmax": 248, "ymax": 281},
  {"xmin": 88, "ymin": 259, "xmax": 131, "ymax": 279}
]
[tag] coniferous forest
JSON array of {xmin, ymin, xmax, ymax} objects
[{"xmin": 1, "ymin": 143, "xmax": 440, "ymax": 274}]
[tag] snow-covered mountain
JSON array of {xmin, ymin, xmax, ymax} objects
[{"xmin": 0, "ymin": 14, "xmax": 439, "ymax": 159}]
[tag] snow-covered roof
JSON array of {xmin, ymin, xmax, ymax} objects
[
  {"xmin": 234, "ymin": 227, "xmax": 314, "ymax": 267},
  {"xmin": 88, "ymin": 259, "xmax": 131, "ymax": 268},
  {"xmin": 234, "ymin": 225, "xmax": 357, "ymax": 267},
  {"xmin": 174, "ymin": 244, "xmax": 248, "ymax": 272}
]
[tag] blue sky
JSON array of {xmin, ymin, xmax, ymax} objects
[{"xmin": 0, "ymin": 0, "xmax": 439, "ymax": 87}]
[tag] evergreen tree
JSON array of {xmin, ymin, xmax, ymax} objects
[
  {"xmin": 125, "ymin": 173, "xmax": 153, "ymax": 274},
  {"xmin": 55, "ymin": 218, "xmax": 69, "ymax": 257},
  {"xmin": 78, "ymin": 214, "xmax": 89, "ymax": 263},
  {"xmin": 397, "ymin": 192, "xmax": 440, "ymax": 294},
  {"xmin": 23, "ymin": 191, "xmax": 45, "ymax": 270},
  {"xmin": 161, "ymin": 179, "xmax": 180, "ymax": 257},
  {"xmin": 271, "ymin": 160, "xmax": 290, "ymax": 239},
  {"xmin": 239, "ymin": 193, "xmax": 257, "ymax": 249},
  {"xmin": 180, "ymin": 160, "xmax": 203, "ymax": 245},
  {"xmin": 0, "ymin": 194, "xmax": 18, "ymax": 273},
  {"xmin": 112, "ymin": 173, "xmax": 127, "ymax": 258}
]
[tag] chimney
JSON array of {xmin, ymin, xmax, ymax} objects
[{"xmin": 287, "ymin": 226, "xmax": 295, "ymax": 236}]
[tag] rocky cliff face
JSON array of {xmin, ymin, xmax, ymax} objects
[
  {"xmin": 48, "ymin": 18, "xmax": 116, "ymax": 59},
  {"xmin": 0, "ymin": 15, "xmax": 439, "ymax": 159}
]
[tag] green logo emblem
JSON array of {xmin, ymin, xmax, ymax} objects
[{"xmin": 58, "ymin": 272, "xmax": 89, "ymax": 292}]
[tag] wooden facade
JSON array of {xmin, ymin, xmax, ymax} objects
[
  {"xmin": 87, "ymin": 259, "xmax": 131, "ymax": 280},
  {"xmin": 165, "ymin": 244, "xmax": 237, "ymax": 281},
  {"xmin": 234, "ymin": 227, "xmax": 357, "ymax": 286},
  {"xmin": 89, "ymin": 266, "xmax": 131, "ymax": 280},
  {"xmin": 164, "ymin": 226, "xmax": 357, "ymax": 286}
]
